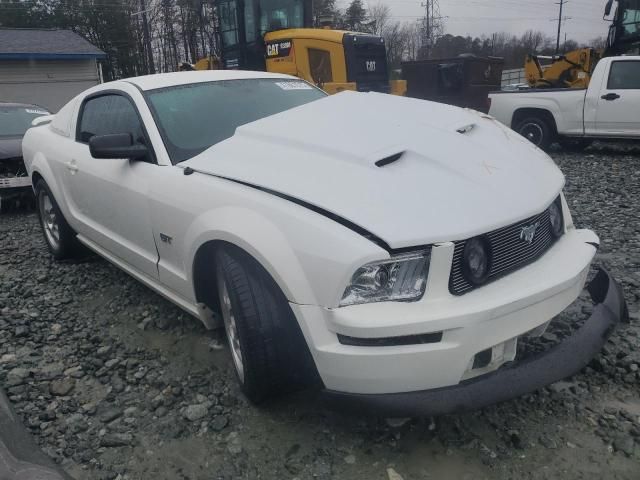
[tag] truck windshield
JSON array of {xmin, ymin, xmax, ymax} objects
[
  {"xmin": 260, "ymin": 0, "xmax": 304, "ymax": 33},
  {"xmin": 0, "ymin": 105, "xmax": 49, "ymax": 137},
  {"xmin": 620, "ymin": 0, "xmax": 640, "ymax": 39},
  {"xmin": 145, "ymin": 78, "xmax": 326, "ymax": 164}
]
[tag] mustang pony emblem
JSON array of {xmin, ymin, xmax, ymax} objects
[{"xmin": 520, "ymin": 222, "xmax": 540, "ymax": 244}]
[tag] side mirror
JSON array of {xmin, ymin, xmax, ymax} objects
[
  {"xmin": 89, "ymin": 133, "xmax": 148, "ymax": 160},
  {"xmin": 604, "ymin": 0, "xmax": 613, "ymax": 17}
]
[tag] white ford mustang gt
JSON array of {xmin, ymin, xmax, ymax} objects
[{"xmin": 22, "ymin": 71, "xmax": 627, "ymax": 415}]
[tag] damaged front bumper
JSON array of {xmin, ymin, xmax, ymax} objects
[
  {"xmin": 323, "ymin": 268, "xmax": 628, "ymax": 416},
  {"xmin": 1, "ymin": 157, "xmax": 32, "ymax": 201}
]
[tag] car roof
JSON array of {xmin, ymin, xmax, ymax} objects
[{"xmin": 121, "ymin": 70, "xmax": 298, "ymax": 92}]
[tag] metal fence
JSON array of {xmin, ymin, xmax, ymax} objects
[{"xmin": 501, "ymin": 68, "xmax": 527, "ymax": 86}]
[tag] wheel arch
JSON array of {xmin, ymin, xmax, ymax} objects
[
  {"xmin": 191, "ymin": 238, "xmax": 308, "ymax": 319},
  {"xmin": 187, "ymin": 214, "xmax": 319, "ymax": 314},
  {"xmin": 511, "ymin": 107, "xmax": 559, "ymax": 136}
]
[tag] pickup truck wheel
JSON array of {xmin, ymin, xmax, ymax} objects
[
  {"xmin": 215, "ymin": 246, "xmax": 318, "ymax": 403},
  {"xmin": 515, "ymin": 116, "xmax": 553, "ymax": 150},
  {"xmin": 558, "ymin": 137, "xmax": 593, "ymax": 152},
  {"xmin": 35, "ymin": 180, "xmax": 78, "ymax": 260}
]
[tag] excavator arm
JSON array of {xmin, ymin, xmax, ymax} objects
[{"xmin": 525, "ymin": 48, "xmax": 601, "ymax": 89}]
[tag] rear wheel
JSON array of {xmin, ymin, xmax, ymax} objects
[
  {"xmin": 35, "ymin": 180, "xmax": 79, "ymax": 260},
  {"xmin": 515, "ymin": 116, "xmax": 554, "ymax": 150},
  {"xmin": 215, "ymin": 245, "xmax": 319, "ymax": 403}
]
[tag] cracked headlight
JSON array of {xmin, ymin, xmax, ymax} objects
[{"xmin": 340, "ymin": 250, "xmax": 430, "ymax": 307}]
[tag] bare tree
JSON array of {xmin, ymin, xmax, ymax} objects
[{"xmin": 368, "ymin": 3, "xmax": 390, "ymax": 37}]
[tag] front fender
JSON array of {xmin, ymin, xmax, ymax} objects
[
  {"xmin": 182, "ymin": 198, "xmax": 386, "ymax": 308},
  {"xmin": 185, "ymin": 206, "xmax": 316, "ymax": 305}
]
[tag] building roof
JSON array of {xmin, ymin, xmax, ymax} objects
[{"xmin": 0, "ymin": 28, "xmax": 106, "ymax": 60}]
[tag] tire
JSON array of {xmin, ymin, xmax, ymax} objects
[
  {"xmin": 215, "ymin": 245, "xmax": 319, "ymax": 403},
  {"xmin": 515, "ymin": 116, "xmax": 554, "ymax": 151},
  {"xmin": 558, "ymin": 137, "xmax": 593, "ymax": 152},
  {"xmin": 35, "ymin": 180, "xmax": 79, "ymax": 260}
]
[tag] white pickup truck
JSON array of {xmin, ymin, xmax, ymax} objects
[{"xmin": 489, "ymin": 56, "xmax": 640, "ymax": 150}]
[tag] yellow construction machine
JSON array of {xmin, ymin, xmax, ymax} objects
[
  {"xmin": 524, "ymin": 48, "xmax": 601, "ymax": 89},
  {"xmin": 523, "ymin": 1, "xmax": 640, "ymax": 89},
  {"xmin": 193, "ymin": 0, "xmax": 406, "ymax": 95}
]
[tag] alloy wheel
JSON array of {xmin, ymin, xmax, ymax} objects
[
  {"xmin": 39, "ymin": 191, "xmax": 60, "ymax": 251},
  {"xmin": 218, "ymin": 275, "xmax": 245, "ymax": 382}
]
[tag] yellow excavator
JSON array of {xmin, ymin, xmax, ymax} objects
[
  {"xmin": 192, "ymin": 0, "xmax": 406, "ymax": 95},
  {"xmin": 524, "ymin": 0, "xmax": 640, "ymax": 88},
  {"xmin": 524, "ymin": 48, "xmax": 601, "ymax": 89}
]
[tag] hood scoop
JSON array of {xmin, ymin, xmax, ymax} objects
[
  {"xmin": 375, "ymin": 151, "xmax": 404, "ymax": 168},
  {"xmin": 456, "ymin": 123, "xmax": 476, "ymax": 134}
]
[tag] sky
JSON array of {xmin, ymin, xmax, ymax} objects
[{"xmin": 337, "ymin": 0, "xmax": 614, "ymax": 44}]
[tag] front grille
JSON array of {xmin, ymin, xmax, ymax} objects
[{"xmin": 449, "ymin": 206, "xmax": 558, "ymax": 295}]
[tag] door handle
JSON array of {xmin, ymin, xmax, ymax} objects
[
  {"xmin": 65, "ymin": 160, "xmax": 79, "ymax": 174},
  {"xmin": 601, "ymin": 93, "xmax": 620, "ymax": 101}
]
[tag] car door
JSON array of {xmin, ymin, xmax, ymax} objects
[
  {"xmin": 63, "ymin": 92, "xmax": 160, "ymax": 279},
  {"xmin": 595, "ymin": 60, "xmax": 640, "ymax": 136}
]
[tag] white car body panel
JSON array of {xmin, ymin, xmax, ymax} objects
[
  {"xmin": 22, "ymin": 70, "xmax": 605, "ymax": 396},
  {"xmin": 185, "ymin": 91, "xmax": 564, "ymax": 249},
  {"xmin": 489, "ymin": 56, "xmax": 640, "ymax": 139}
]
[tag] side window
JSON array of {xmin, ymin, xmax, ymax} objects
[
  {"xmin": 220, "ymin": 0, "xmax": 239, "ymax": 47},
  {"xmin": 244, "ymin": 0, "xmax": 256, "ymax": 43},
  {"xmin": 607, "ymin": 61, "xmax": 640, "ymax": 89},
  {"xmin": 308, "ymin": 48, "xmax": 333, "ymax": 84},
  {"xmin": 78, "ymin": 95, "xmax": 145, "ymax": 144}
]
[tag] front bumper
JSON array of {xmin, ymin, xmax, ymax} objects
[
  {"xmin": 0, "ymin": 176, "xmax": 32, "ymax": 200},
  {"xmin": 322, "ymin": 267, "xmax": 628, "ymax": 416},
  {"xmin": 293, "ymin": 229, "xmax": 603, "ymax": 394},
  {"xmin": 0, "ymin": 176, "xmax": 31, "ymax": 189}
]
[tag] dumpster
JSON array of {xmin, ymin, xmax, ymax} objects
[{"xmin": 402, "ymin": 54, "xmax": 504, "ymax": 113}]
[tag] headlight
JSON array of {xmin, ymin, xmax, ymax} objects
[
  {"xmin": 548, "ymin": 197, "xmax": 564, "ymax": 237},
  {"xmin": 462, "ymin": 237, "xmax": 491, "ymax": 285},
  {"xmin": 340, "ymin": 250, "xmax": 430, "ymax": 306}
]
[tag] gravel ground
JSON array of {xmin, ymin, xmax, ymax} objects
[{"xmin": 1, "ymin": 143, "xmax": 639, "ymax": 480}]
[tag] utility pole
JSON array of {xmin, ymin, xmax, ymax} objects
[
  {"xmin": 420, "ymin": 0, "xmax": 443, "ymax": 59},
  {"xmin": 555, "ymin": 0, "xmax": 565, "ymax": 54},
  {"xmin": 140, "ymin": 0, "xmax": 156, "ymax": 74}
]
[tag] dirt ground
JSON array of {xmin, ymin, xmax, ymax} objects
[{"xmin": 1, "ymin": 144, "xmax": 639, "ymax": 479}]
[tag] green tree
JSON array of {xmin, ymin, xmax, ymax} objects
[{"xmin": 345, "ymin": 0, "xmax": 367, "ymax": 31}]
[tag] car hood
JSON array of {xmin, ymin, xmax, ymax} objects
[
  {"xmin": 183, "ymin": 91, "xmax": 564, "ymax": 249},
  {"xmin": 0, "ymin": 137, "xmax": 22, "ymax": 160}
]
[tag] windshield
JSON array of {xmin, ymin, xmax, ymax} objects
[
  {"xmin": 145, "ymin": 78, "xmax": 326, "ymax": 163},
  {"xmin": 620, "ymin": 0, "xmax": 640, "ymax": 38},
  {"xmin": 260, "ymin": 0, "xmax": 304, "ymax": 33},
  {"xmin": 0, "ymin": 105, "xmax": 49, "ymax": 137}
]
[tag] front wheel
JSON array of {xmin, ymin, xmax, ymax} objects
[
  {"xmin": 515, "ymin": 116, "xmax": 554, "ymax": 151},
  {"xmin": 35, "ymin": 180, "xmax": 79, "ymax": 260},
  {"xmin": 215, "ymin": 246, "xmax": 319, "ymax": 403}
]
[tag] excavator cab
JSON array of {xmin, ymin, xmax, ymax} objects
[
  {"xmin": 606, "ymin": 0, "xmax": 640, "ymax": 55},
  {"xmin": 213, "ymin": 0, "xmax": 404, "ymax": 95}
]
